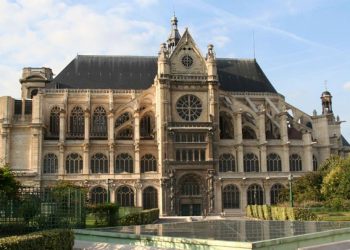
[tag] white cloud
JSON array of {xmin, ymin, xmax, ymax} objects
[
  {"xmin": 0, "ymin": 0, "xmax": 167, "ymax": 97},
  {"xmin": 344, "ymin": 82, "xmax": 350, "ymax": 91}
]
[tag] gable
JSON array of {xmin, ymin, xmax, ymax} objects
[{"xmin": 169, "ymin": 29, "xmax": 207, "ymax": 75}]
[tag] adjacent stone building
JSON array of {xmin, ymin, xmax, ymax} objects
[{"xmin": 0, "ymin": 16, "xmax": 349, "ymax": 215}]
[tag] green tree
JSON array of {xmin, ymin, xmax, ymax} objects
[
  {"xmin": 291, "ymin": 172, "xmax": 324, "ymax": 203},
  {"xmin": 0, "ymin": 163, "xmax": 20, "ymax": 198},
  {"xmin": 321, "ymin": 156, "xmax": 350, "ymax": 200}
]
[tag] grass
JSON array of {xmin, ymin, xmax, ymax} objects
[{"xmin": 314, "ymin": 211, "xmax": 350, "ymax": 221}]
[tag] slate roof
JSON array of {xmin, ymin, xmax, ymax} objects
[
  {"xmin": 341, "ymin": 135, "xmax": 350, "ymax": 147},
  {"xmin": 49, "ymin": 55, "xmax": 277, "ymax": 93}
]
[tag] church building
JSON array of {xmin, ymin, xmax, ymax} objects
[{"xmin": 0, "ymin": 16, "xmax": 349, "ymax": 216}]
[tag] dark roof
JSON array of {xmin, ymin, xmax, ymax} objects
[
  {"xmin": 341, "ymin": 135, "xmax": 350, "ymax": 147},
  {"xmin": 49, "ymin": 55, "xmax": 277, "ymax": 93}
]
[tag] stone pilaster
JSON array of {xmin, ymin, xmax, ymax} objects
[
  {"xmin": 134, "ymin": 110, "xmax": 140, "ymax": 174},
  {"xmin": 58, "ymin": 144, "xmax": 65, "ymax": 177},
  {"xmin": 84, "ymin": 110, "xmax": 90, "ymax": 141},
  {"xmin": 303, "ymin": 132, "xmax": 313, "ymax": 172},
  {"xmin": 83, "ymin": 143, "xmax": 89, "ymax": 175},
  {"xmin": 59, "ymin": 110, "xmax": 66, "ymax": 142}
]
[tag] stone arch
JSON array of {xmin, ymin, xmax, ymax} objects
[
  {"xmin": 219, "ymin": 111, "xmax": 234, "ymax": 139},
  {"xmin": 176, "ymin": 173, "xmax": 206, "ymax": 216}
]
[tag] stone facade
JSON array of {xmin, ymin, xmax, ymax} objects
[{"xmin": 0, "ymin": 17, "xmax": 349, "ymax": 216}]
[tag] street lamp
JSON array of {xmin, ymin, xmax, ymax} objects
[{"xmin": 288, "ymin": 174, "xmax": 294, "ymax": 207}]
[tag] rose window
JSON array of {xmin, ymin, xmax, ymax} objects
[
  {"xmin": 176, "ymin": 94, "xmax": 202, "ymax": 121},
  {"xmin": 181, "ymin": 55, "xmax": 193, "ymax": 68}
]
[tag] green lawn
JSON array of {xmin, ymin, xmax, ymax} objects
[{"xmin": 314, "ymin": 211, "xmax": 350, "ymax": 221}]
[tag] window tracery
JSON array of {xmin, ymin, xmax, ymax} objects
[
  {"xmin": 90, "ymin": 153, "xmax": 109, "ymax": 173},
  {"xmin": 219, "ymin": 154, "xmax": 236, "ymax": 172},
  {"xmin": 43, "ymin": 153, "xmax": 58, "ymax": 174},
  {"xmin": 66, "ymin": 153, "xmax": 83, "ymax": 174},
  {"xmin": 176, "ymin": 95, "xmax": 202, "ymax": 121},
  {"xmin": 115, "ymin": 153, "xmax": 133, "ymax": 173},
  {"xmin": 141, "ymin": 154, "xmax": 157, "ymax": 173}
]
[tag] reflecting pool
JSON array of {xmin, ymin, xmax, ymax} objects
[{"xmin": 89, "ymin": 220, "xmax": 350, "ymax": 242}]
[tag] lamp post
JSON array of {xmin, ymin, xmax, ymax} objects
[{"xmin": 288, "ymin": 174, "xmax": 294, "ymax": 207}]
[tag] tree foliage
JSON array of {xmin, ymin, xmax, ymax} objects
[
  {"xmin": 321, "ymin": 156, "xmax": 350, "ymax": 200},
  {"xmin": 0, "ymin": 163, "xmax": 20, "ymax": 198},
  {"xmin": 292, "ymin": 172, "xmax": 323, "ymax": 203}
]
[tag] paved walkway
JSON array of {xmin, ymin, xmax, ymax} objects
[{"xmin": 74, "ymin": 240, "xmax": 176, "ymax": 250}]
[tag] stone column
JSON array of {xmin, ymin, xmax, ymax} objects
[
  {"xmin": 84, "ymin": 110, "xmax": 90, "ymax": 141},
  {"xmin": 1, "ymin": 129, "xmax": 10, "ymax": 163},
  {"xmin": 83, "ymin": 143, "xmax": 89, "ymax": 175},
  {"xmin": 58, "ymin": 144, "xmax": 65, "ymax": 177},
  {"xmin": 59, "ymin": 110, "xmax": 66, "ymax": 142},
  {"xmin": 303, "ymin": 132, "xmax": 313, "ymax": 172},
  {"xmin": 237, "ymin": 146, "xmax": 244, "ymax": 173},
  {"xmin": 279, "ymin": 112, "xmax": 290, "ymax": 172},
  {"xmin": 207, "ymin": 131, "xmax": 214, "ymax": 161},
  {"xmin": 234, "ymin": 111, "xmax": 243, "ymax": 143},
  {"xmin": 134, "ymin": 110, "xmax": 140, "ymax": 174},
  {"xmin": 108, "ymin": 111, "xmax": 114, "ymax": 141},
  {"xmin": 240, "ymin": 182, "xmax": 247, "ymax": 211},
  {"xmin": 110, "ymin": 188, "xmax": 116, "ymax": 203},
  {"xmin": 215, "ymin": 179, "xmax": 223, "ymax": 214},
  {"xmin": 260, "ymin": 146, "xmax": 267, "ymax": 172},
  {"xmin": 135, "ymin": 181, "xmax": 143, "ymax": 207},
  {"xmin": 109, "ymin": 143, "xmax": 114, "ymax": 175},
  {"xmin": 207, "ymin": 170, "xmax": 215, "ymax": 214},
  {"xmin": 234, "ymin": 111, "xmax": 243, "ymax": 172},
  {"xmin": 263, "ymin": 180, "xmax": 271, "ymax": 205}
]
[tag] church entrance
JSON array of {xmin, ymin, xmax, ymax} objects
[
  {"xmin": 177, "ymin": 174, "xmax": 205, "ymax": 216},
  {"xmin": 180, "ymin": 203, "xmax": 201, "ymax": 216}
]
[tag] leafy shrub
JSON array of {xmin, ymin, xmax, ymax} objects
[
  {"xmin": 0, "ymin": 229, "xmax": 74, "ymax": 250},
  {"xmin": 324, "ymin": 197, "xmax": 350, "ymax": 211},
  {"xmin": 118, "ymin": 208, "xmax": 159, "ymax": 226},
  {"xmin": 87, "ymin": 203, "xmax": 119, "ymax": 226},
  {"xmin": 246, "ymin": 205, "xmax": 317, "ymax": 221},
  {"xmin": 0, "ymin": 223, "xmax": 36, "ymax": 237}
]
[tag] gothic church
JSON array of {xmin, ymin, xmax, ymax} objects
[{"xmin": 0, "ymin": 16, "xmax": 349, "ymax": 216}]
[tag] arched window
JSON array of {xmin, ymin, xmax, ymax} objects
[
  {"xmin": 219, "ymin": 112, "xmax": 234, "ymax": 139},
  {"xmin": 140, "ymin": 113, "xmax": 153, "ymax": 138},
  {"xmin": 49, "ymin": 106, "xmax": 60, "ymax": 137},
  {"xmin": 142, "ymin": 186, "xmax": 158, "ymax": 209},
  {"xmin": 242, "ymin": 126, "xmax": 257, "ymax": 139},
  {"xmin": 90, "ymin": 187, "xmax": 108, "ymax": 204},
  {"xmin": 244, "ymin": 153, "xmax": 259, "ymax": 172},
  {"xmin": 115, "ymin": 112, "xmax": 131, "ymax": 128},
  {"xmin": 181, "ymin": 175, "xmax": 200, "ymax": 196},
  {"xmin": 289, "ymin": 154, "xmax": 302, "ymax": 171},
  {"xmin": 90, "ymin": 153, "xmax": 109, "ymax": 173},
  {"xmin": 219, "ymin": 154, "xmax": 236, "ymax": 172},
  {"xmin": 116, "ymin": 127, "xmax": 133, "ymax": 140},
  {"xmin": 66, "ymin": 153, "xmax": 83, "ymax": 174},
  {"xmin": 116, "ymin": 186, "xmax": 134, "ymax": 206},
  {"xmin": 270, "ymin": 184, "xmax": 284, "ymax": 205},
  {"xmin": 247, "ymin": 184, "xmax": 264, "ymax": 205},
  {"xmin": 267, "ymin": 153, "xmax": 282, "ymax": 172},
  {"xmin": 43, "ymin": 153, "xmax": 58, "ymax": 174},
  {"xmin": 313, "ymin": 155, "xmax": 318, "ymax": 171},
  {"xmin": 222, "ymin": 185, "xmax": 240, "ymax": 209},
  {"xmin": 115, "ymin": 153, "xmax": 133, "ymax": 173},
  {"xmin": 70, "ymin": 106, "xmax": 84, "ymax": 137},
  {"xmin": 91, "ymin": 106, "xmax": 107, "ymax": 137},
  {"xmin": 141, "ymin": 154, "xmax": 157, "ymax": 173}
]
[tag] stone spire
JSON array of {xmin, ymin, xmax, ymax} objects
[{"xmin": 167, "ymin": 14, "xmax": 181, "ymax": 53}]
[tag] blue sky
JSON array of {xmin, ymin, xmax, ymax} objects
[{"xmin": 0, "ymin": 0, "xmax": 349, "ymax": 139}]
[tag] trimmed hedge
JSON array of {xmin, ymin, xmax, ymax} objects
[
  {"xmin": 0, "ymin": 229, "xmax": 74, "ymax": 250},
  {"xmin": 87, "ymin": 203, "xmax": 119, "ymax": 226},
  {"xmin": 246, "ymin": 205, "xmax": 317, "ymax": 221},
  {"xmin": 118, "ymin": 208, "xmax": 159, "ymax": 226}
]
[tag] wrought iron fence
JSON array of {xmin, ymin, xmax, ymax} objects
[{"xmin": 0, "ymin": 187, "xmax": 86, "ymax": 233}]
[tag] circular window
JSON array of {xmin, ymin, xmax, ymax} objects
[
  {"xmin": 176, "ymin": 94, "xmax": 202, "ymax": 121},
  {"xmin": 181, "ymin": 55, "xmax": 193, "ymax": 68}
]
